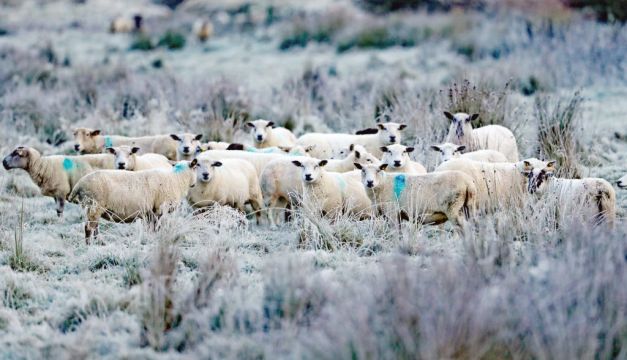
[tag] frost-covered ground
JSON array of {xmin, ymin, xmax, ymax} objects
[{"xmin": 0, "ymin": 0, "xmax": 626, "ymax": 358}]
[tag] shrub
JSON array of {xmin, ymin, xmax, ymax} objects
[
  {"xmin": 337, "ymin": 26, "xmax": 417, "ymax": 52},
  {"xmin": 130, "ymin": 34, "xmax": 155, "ymax": 51},
  {"xmin": 158, "ymin": 31, "xmax": 186, "ymax": 50},
  {"xmin": 564, "ymin": 0, "xmax": 627, "ymax": 23},
  {"xmin": 279, "ymin": 10, "xmax": 349, "ymax": 51}
]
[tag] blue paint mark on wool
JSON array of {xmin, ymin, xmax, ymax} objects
[
  {"xmin": 393, "ymin": 174, "xmax": 406, "ymax": 200},
  {"xmin": 62, "ymin": 158, "xmax": 75, "ymax": 171},
  {"xmin": 173, "ymin": 162, "xmax": 186, "ymax": 173},
  {"xmin": 104, "ymin": 136, "xmax": 113, "ymax": 148},
  {"xmin": 334, "ymin": 174, "xmax": 347, "ymax": 194}
]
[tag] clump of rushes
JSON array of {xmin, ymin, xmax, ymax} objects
[{"xmin": 158, "ymin": 31, "xmax": 186, "ymax": 50}]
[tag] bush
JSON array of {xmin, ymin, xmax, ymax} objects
[
  {"xmin": 130, "ymin": 34, "xmax": 154, "ymax": 51},
  {"xmin": 337, "ymin": 26, "xmax": 417, "ymax": 52},
  {"xmin": 564, "ymin": 0, "xmax": 627, "ymax": 23},
  {"xmin": 355, "ymin": 0, "xmax": 483, "ymax": 14},
  {"xmin": 279, "ymin": 10, "xmax": 349, "ymax": 51},
  {"xmin": 158, "ymin": 31, "xmax": 186, "ymax": 50}
]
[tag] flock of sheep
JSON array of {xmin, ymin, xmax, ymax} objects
[{"xmin": 3, "ymin": 113, "xmax": 623, "ymax": 243}]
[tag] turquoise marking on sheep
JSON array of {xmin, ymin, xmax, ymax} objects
[
  {"xmin": 62, "ymin": 158, "xmax": 75, "ymax": 172},
  {"xmin": 393, "ymin": 174, "xmax": 406, "ymax": 200},
  {"xmin": 335, "ymin": 174, "xmax": 346, "ymax": 194},
  {"xmin": 173, "ymin": 162, "xmax": 186, "ymax": 173},
  {"xmin": 104, "ymin": 136, "xmax": 113, "ymax": 148}
]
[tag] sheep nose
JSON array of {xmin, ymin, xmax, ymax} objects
[
  {"xmin": 393, "ymin": 160, "xmax": 401, "ymax": 167},
  {"xmin": 117, "ymin": 163, "xmax": 126, "ymax": 169},
  {"xmin": 74, "ymin": 144, "xmax": 80, "ymax": 151},
  {"xmin": 2, "ymin": 159, "xmax": 9, "ymax": 170},
  {"xmin": 202, "ymin": 173, "xmax": 209, "ymax": 180},
  {"xmin": 183, "ymin": 146, "xmax": 190, "ymax": 153},
  {"xmin": 305, "ymin": 174, "xmax": 312, "ymax": 181},
  {"xmin": 389, "ymin": 136, "xmax": 396, "ymax": 143},
  {"xmin": 256, "ymin": 135, "xmax": 263, "ymax": 141},
  {"xmin": 366, "ymin": 180, "xmax": 374, "ymax": 188}
]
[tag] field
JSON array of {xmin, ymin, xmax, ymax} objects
[{"xmin": 0, "ymin": 0, "xmax": 626, "ymax": 358}]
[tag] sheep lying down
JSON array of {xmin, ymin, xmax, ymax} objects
[{"xmin": 69, "ymin": 160, "xmax": 198, "ymax": 243}]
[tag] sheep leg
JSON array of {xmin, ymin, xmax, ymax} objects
[
  {"xmin": 248, "ymin": 197, "xmax": 263, "ymax": 226},
  {"xmin": 55, "ymin": 197, "xmax": 65, "ymax": 218},
  {"xmin": 85, "ymin": 207, "xmax": 103, "ymax": 245}
]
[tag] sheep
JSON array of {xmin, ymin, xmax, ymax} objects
[
  {"xmin": 68, "ymin": 160, "xmax": 199, "ymax": 243},
  {"xmin": 430, "ymin": 142, "xmax": 509, "ymax": 164},
  {"xmin": 110, "ymin": 15, "xmax": 143, "ymax": 33},
  {"xmin": 296, "ymin": 122, "xmax": 406, "ymax": 159},
  {"xmin": 260, "ymin": 145, "xmax": 377, "ymax": 227},
  {"xmin": 202, "ymin": 141, "xmax": 243, "ymax": 151},
  {"xmin": 247, "ymin": 119, "xmax": 297, "ymax": 149},
  {"xmin": 73, "ymin": 128, "xmax": 179, "ymax": 160},
  {"xmin": 290, "ymin": 158, "xmax": 371, "ymax": 219},
  {"xmin": 196, "ymin": 20, "xmax": 214, "ymax": 42},
  {"xmin": 617, "ymin": 174, "xmax": 627, "ymax": 189},
  {"xmin": 435, "ymin": 158, "xmax": 527, "ymax": 213},
  {"xmin": 2, "ymin": 146, "xmax": 114, "ymax": 217},
  {"xmin": 354, "ymin": 163, "xmax": 476, "ymax": 230},
  {"xmin": 197, "ymin": 149, "xmax": 309, "ymax": 176},
  {"xmin": 187, "ymin": 159, "xmax": 263, "ymax": 224},
  {"xmin": 380, "ymin": 144, "xmax": 427, "ymax": 175},
  {"xmin": 170, "ymin": 133, "xmax": 203, "ymax": 161},
  {"xmin": 444, "ymin": 112, "xmax": 519, "ymax": 162},
  {"xmin": 521, "ymin": 158, "xmax": 616, "ymax": 227},
  {"xmin": 106, "ymin": 146, "xmax": 171, "ymax": 171}
]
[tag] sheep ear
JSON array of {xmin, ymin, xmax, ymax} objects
[
  {"xmin": 470, "ymin": 113, "xmax": 480, "ymax": 121},
  {"xmin": 105, "ymin": 147, "xmax": 116, "ymax": 154},
  {"xmin": 211, "ymin": 161, "xmax": 222, "ymax": 167},
  {"xmin": 131, "ymin": 147, "xmax": 141, "ymax": 154},
  {"xmin": 380, "ymin": 146, "xmax": 388, "ymax": 153},
  {"xmin": 278, "ymin": 146, "xmax": 291, "ymax": 153},
  {"xmin": 90, "ymin": 130, "xmax": 101, "ymax": 137},
  {"xmin": 246, "ymin": 122, "xmax": 255, "ymax": 128},
  {"xmin": 349, "ymin": 144, "xmax": 354, "ymax": 151},
  {"xmin": 379, "ymin": 163, "xmax": 388, "ymax": 171},
  {"xmin": 190, "ymin": 159, "xmax": 198, "ymax": 168},
  {"xmin": 226, "ymin": 143, "xmax": 244, "ymax": 151},
  {"xmin": 194, "ymin": 134, "xmax": 203, "ymax": 141},
  {"xmin": 267, "ymin": 121, "xmax": 275, "ymax": 128},
  {"xmin": 456, "ymin": 145, "xmax": 466, "ymax": 152},
  {"xmin": 292, "ymin": 160, "xmax": 302, "ymax": 168},
  {"xmin": 546, "ymin": 160, "xmax": 557, "ymax": 171},
  {"xmin": 444, "ymin": 111, "xmax": 455, "ymax": 121},
  {"xmin": 398, "ymin": 124, "xmax": 407, "ymax": 130},
  {"xmin": 354, "ymin": 151, "xmax": 361, "ymax": 159},
  {"xmin": 318, "ymin": 160, "xmax": 328, "ymax": 167},
  {"xmin": 304, "ymin": 145, "xmax": 315, "ymax": 152},
  {"xmin": 354, "ymin": 163, "xmax": 363, "ymax": 170},
  {"xmin": 170, "ymin": 134, "xmax": 181, "ymax": 141},
  {"xmin": 405, "ymin": 146, "xmax": 414, "ymax": 153},
  {"xmin": 430, "ymin": 145, "xmax": 441, "ymax": 152},
  {"xmin": 522, "ymin": 160, "xmax": 533, "ymax": 174},
  {"xmin": 377, "ymin": 123, "xmax": 385, "ymax": 130}
]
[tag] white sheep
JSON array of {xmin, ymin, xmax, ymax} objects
[
  {"xmin": 522, "ymin": 158, "xmax": 616, "ymax": 227},
  {"xmin": 444, "ymin": 112, "xmax": 519, "ymax": 162},
  {"xmin": 198, "ymin": 149, "xmax": 308, "ymax": 176},
  {"xmin": 170, "ymin": 133, "xmax": 203, "ymax": 161},
  {"xmin": 202, "ymin": 141, "xmax": 243, "ymax": 151},
  {"xmin": 617, "ymin": 174, "xmax": 627, "ymax": 189},
  {"xmin": 354, "ymin": 163, "xmax": 477, "ymax": 230},
  {"xmin": 2, "ymin": 146, "xmax": 114, "ymax": 217},
  {"xmin": 435, "ymin": 158, "xmax": 527, "ymax": 213},
  {"xmin": 260, "ymin": 145, "xmax": 377, "ymax": 227},
  {"xmin": 290, "ymin": 158, "xmax": 371, "ymax": 219},
  {"xmin": 73, "ymin": 128, "xmax": 179, "ymax": 160},
  {"xmin": 106, "ymin": 146, "xmax": 171, "ymax": 171},
  {"xmin": 247, "ymin": 119, "xmax": 297, "ymax": 149},
  {"xmin": 430, "ymin": 142, "xmax": 508, "ymax": 164},
  {"xmin": 380, "ymin": 144, "xmax": 427, "ymax": 175},
  {"xmin": 187, "ymin": 159, "xmax": 264, "ymax": 224},
  {"xmin": 110, "ymin": 15, "xmax": 142, "ymax": 33},
  {"xmin": 68, "ymin": 160, "xmax": 199, "ymax": 243},
  {"xmin": 296, "ymin": 122, "xmax": 407, "ymax": 159}
]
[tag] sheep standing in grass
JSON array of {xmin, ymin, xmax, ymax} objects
[
  {"xmin": 73, "ymin": 128, "xmax": 179, "ymax": 160},
  {"xmin": 444, "ymin": 112, "xmax": 519, "ymax": 162},
  {"xmin": 354, "ymin": 163, "xmax": 476, "ymax": 230},
  {"xmin": 106, "ymin": 146, "xmax": 171, "ymax": 171},
  {"xmin": 430, "ymin": 142, "xmax": 508, "ymax": 164},
  {"xmin": 291, "ymin": 159, "xmax": 371, "ymax": 219},
  {"xmin": 522, "ymin": 158, "xmax": 616, "ymax": 227},
  {"xmin": 435, "ymin": 158, "xmax": 527, "ymax": 213},
  {"xmin": 380, "ymin": 144, "xmax": 426, "ymax": 174},
  {"xmin": 187, "ymin": 159, "xmax": 263, "ymax": 224},
  {"xmin": 297, "ymin": 122, "xmax": 407, "ymax": 159},
  {"xmin": 617, "ymin": 174, "xmax": 627, "ymax": 189},
  {"xmin": 247, "ymin": 119, "xmax": 296, "ymax": 149},
  {"xmin": 170, "ymin": 133, "xmax": 203, "ymax": 161},
  {"xmin": 261, "ymin": 145, "xmax": 377, "ymax": 227},
  {"xmin": 69, "ymin": 160, "xmax": 199, "ymax": 243},
  {"xmin": 198, "ymin": 149, "xmax": 308, "ymax": 176},
  {"xmin": 2, "ymin": 146, "xmax": 114, "ymax": 217}
]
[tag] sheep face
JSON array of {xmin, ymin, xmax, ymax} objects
[
  {"xmin": 430, "ymin": 142, "xmax": 466, "ymax": 162},
  {"xmin": 247, "ymin": 119, "xmax": 275, "ymax": 144},
  {"xmin": 196, "ymin": 160, "xmax": 222, "ymax": 184},
  {"xmin": 173, "ymin": 159, "xmax": 200, "ymax": 188},
  {"xmin": 278, "ymin": 145, "xmax": 311, "ymax": 157},
  {"xmin": 354, "ymin": 163, "xmax": 388, "ymax": 189},
  {"xmin": 618, "ymin": 174, "xmax": 627, "ymax": 189},
  {"xmin": 521, "ymin": 158, "xmax": 556, "ymax": 194},
  {"xmin": 381, "ymin": 144, "xmax": 414, "ymax": 169},
  {"xmin": 3, "ymin": 146, "xmax": 30, "ymax": 170},
  {"xmin": 377, "ymin": 122, "xmax": 406, "ymax": 145},
  {"xmin": 73, "ymin": 128, "xmax": 102, "ymax": 154},
  {"xmin": 107, "ymin": 146, "xmax": 140, "ymax": 170},
  {"xmin": 445, "ymin": 112, "xmax": 479, "ymax": 140},
  {"xmin": 171, "ymin": 133, "xmax": 203, "ymax": 157},
  {"xmin": 292, "ymin": 159, "xmax": 328, "ymax": 184}
]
